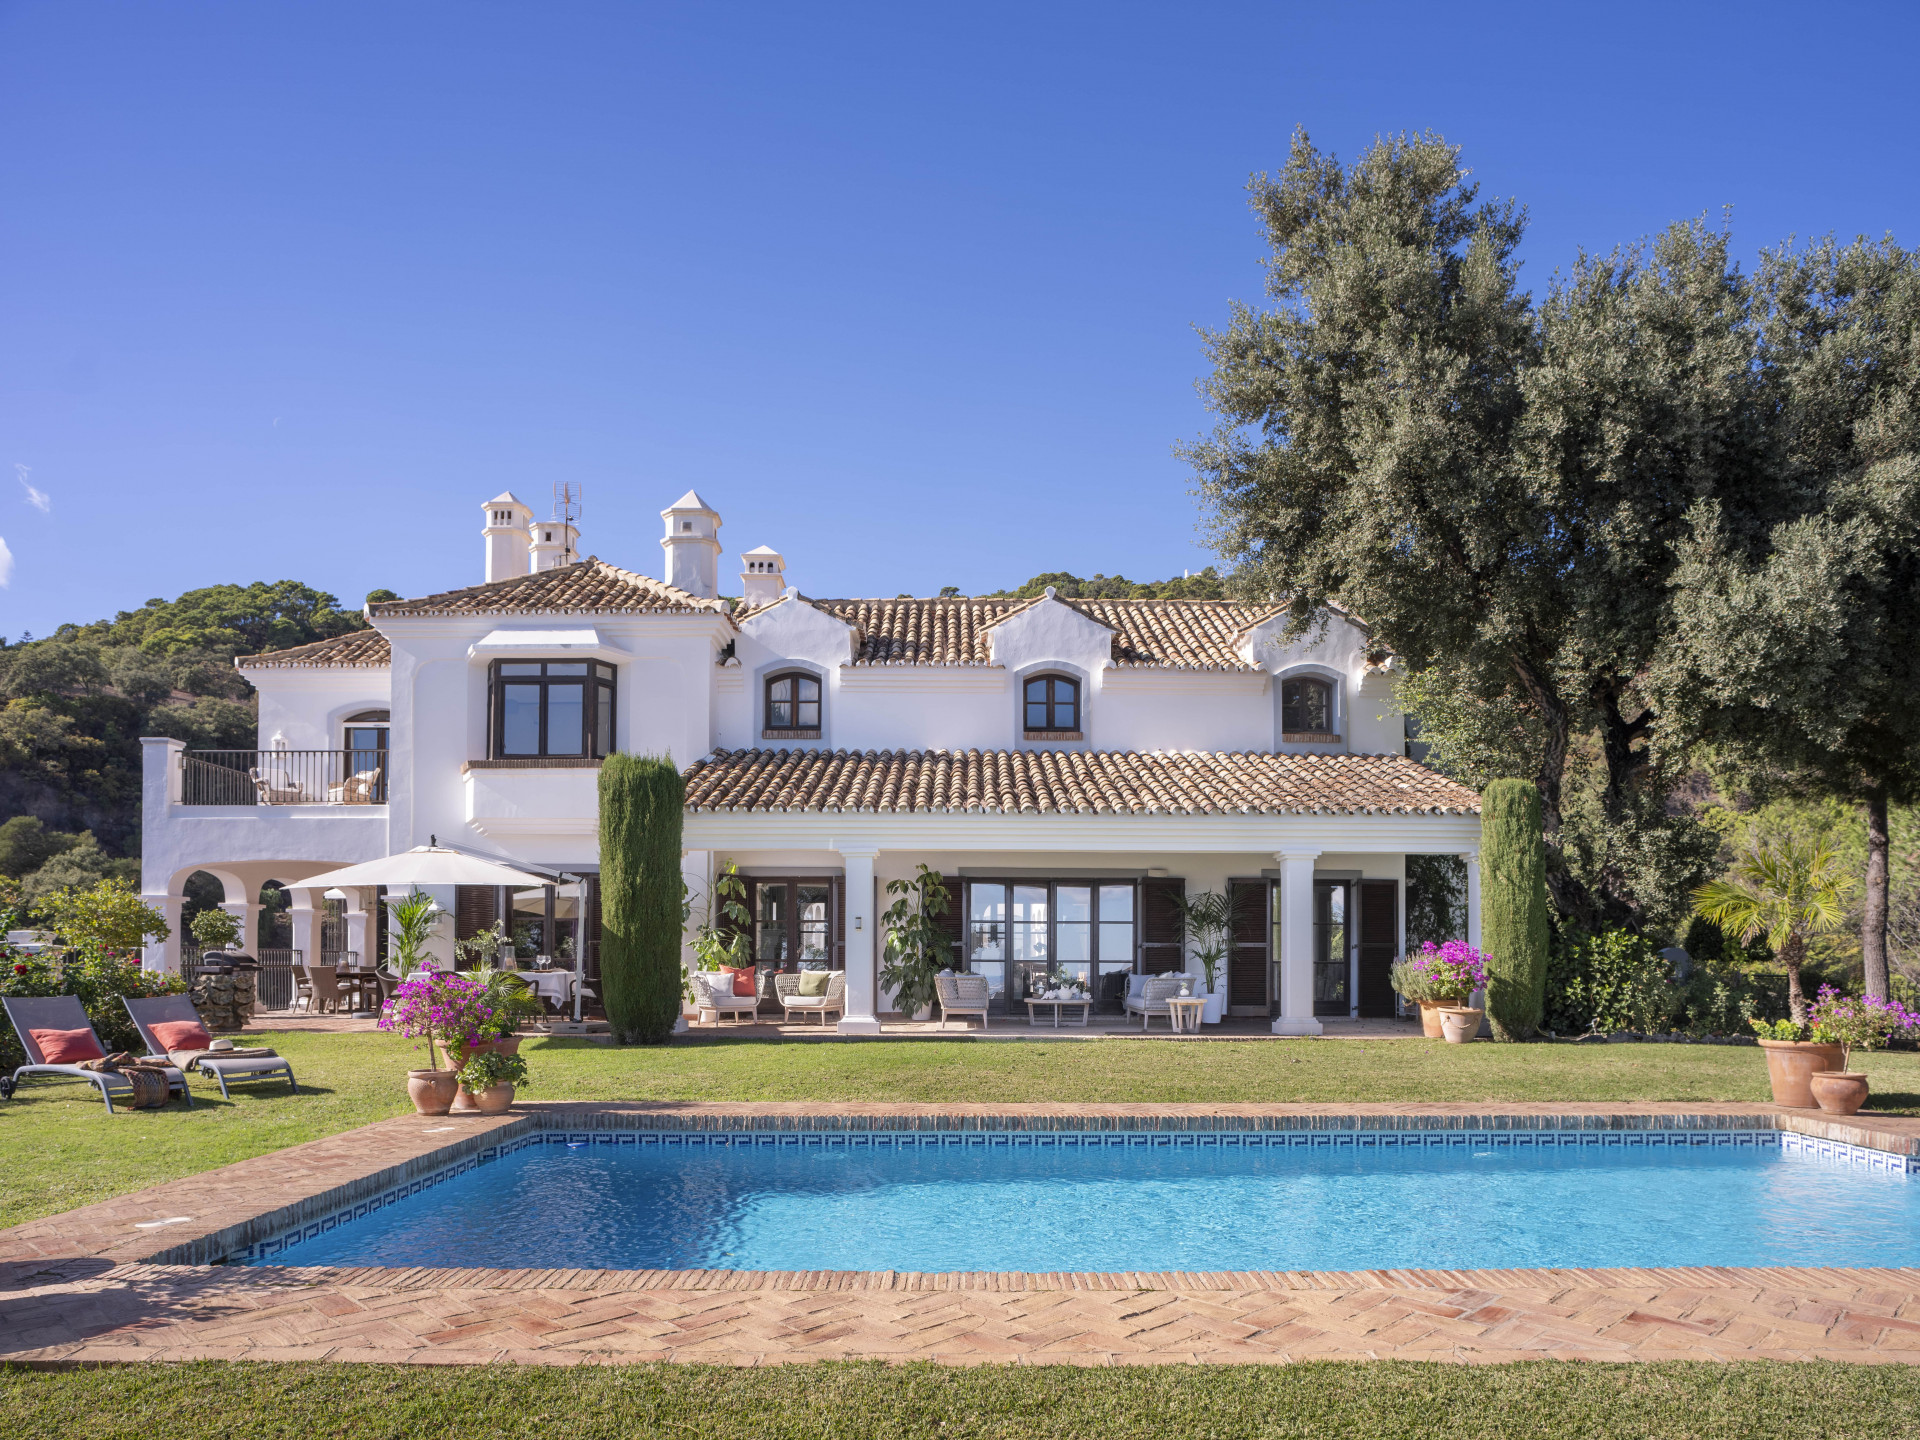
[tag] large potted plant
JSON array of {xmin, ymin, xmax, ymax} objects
[
  {"xmin": 465, "ymin": 963, "xmax": 541, "ymax": 1055},
  {"xmin": 1401, "ymin": 940, "xmax": 1487, "ymax": 1041},
  {"xmin": 377, "ymin": 971, "xmax": 498, "ymax": 1114},
  {"xmin": 1389, "ymin": 957, "xmax": 1442, "ymax": 1037},
  {"xmin": 386, "ymin": 890, "xmax": 449, "ymax": 978},
  {"xmin": 687, "ymin": 862, "xmax": 752, "ymax": 1017},
  {"xmin": 455, "ymin": 1048, "xmax": 529, "ymax": 1114},
  {"xmin": 1174, "ymin": 889, "xmax": 1232, "ymax": 1024},
  {"xmin": 881, "ymin": 865, "xmax": 951, "ymax": 1021},
  {"xmin": 1804, "ymin": 986, "xmax": 1920, "ymax": 1116},
  {"xmin": 1694, "ymin": 839, "xmax": 1854, "ymax": 1107}
]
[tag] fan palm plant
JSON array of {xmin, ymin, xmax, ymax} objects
[
  {"xmin": 1692, "ymin": 841, "xmax": 1856, "ymax": 1023},
  {"xmin": 1174, "ymin": 889, "xmax": 1234, "ymax": 995}
]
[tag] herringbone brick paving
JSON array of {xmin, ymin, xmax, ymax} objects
[{"xmin": 7, "ymin": 1100, "xmax": 1920, "ymax": 1368}]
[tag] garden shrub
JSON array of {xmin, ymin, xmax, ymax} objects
[
  {"xmin": 1, "ymin": 944, "xmax": 186, "ymax": 1071},
  {"xmin": 1544, "ymin": 929, "xmax": 1673, "ymax": 1035}
]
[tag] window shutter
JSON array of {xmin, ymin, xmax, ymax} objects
[
  {"xmin": 1227, "ymin": 879, "xmax": 1270, "ymax": 1015},
  {"xmin": 1140, "ymin": 877, "xmax": 1185, "ymax": 974},
  {"xmin": 936, "ymin": 876, "xmax": 964, "ymax": 969},
  {"xmin": 1357, "ymin": 879, "xmax": 1398, "ymax": 1018},
  {"xmin": 454, "ymin": 885, "xmax": 499, "ymax": 942}
]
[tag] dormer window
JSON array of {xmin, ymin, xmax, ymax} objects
[
  {"xmin": 1023, "ymin": 674, "xmax": 1080, "ymax": 737},
  {"xmin": 764, "ymin": 671, "xmax": 821, "ymax": 738},
  {"xmin": 491, "ymin": 660, "xmax": 616, "ymax": 759},
  {"xmin": 1281, "ymin": 676, "xmax": 1337, "ymax": 740}
]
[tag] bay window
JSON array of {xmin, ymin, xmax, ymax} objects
[{"xmin": 490, "ymin": 660, "xmax": 616, "ymax": 759}]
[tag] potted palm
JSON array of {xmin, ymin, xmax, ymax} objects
[
  {"xmin": 386, "ymin": 890, "xmax": 449, "ymax": 978},
  {"xmin": 1694, "ymin": 840, "xmax": 1854, "ymax": 1107},
  {"xmin": 881, "ymin": 865, "xmax": 951, "ymax": 1021},
  {"xmin": 1174, "ymin": 889, "xmax": 1232, "ymax": 1024},
  {"xmin": 1803, "ymin": 986, "xmax": 1920, "ymax": 1116}
]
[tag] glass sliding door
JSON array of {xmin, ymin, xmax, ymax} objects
[
  {"xmin": 1313, "ymin": 880, "xmax": 1352, "ymax": 1017},
  {"xmin": 963, "ymin": 880, "xmax": 1138, "ymax": 1012}
]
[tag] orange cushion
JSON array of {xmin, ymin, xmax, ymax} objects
[
  {"xmin": 150, "ymin": 1019, "xmax": 213, "ymax": 1052},
  {"xmin": 30, "ymin": 1027, "xmax": 105, "ymax": 1064},
  {"xmin": 719, "ymin": 966, "xmax": 757, "ymax": 997}
]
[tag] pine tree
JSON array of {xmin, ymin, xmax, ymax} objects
[
  {"xmin": 1480, "ymin": 779, "xmax": 1550, "ymax": 1040},
  {"xmin": 598, "ymin": 753, "xmax": 684, "ymax": 1044}
]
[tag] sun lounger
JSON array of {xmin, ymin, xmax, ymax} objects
[
  {"xmin": 123, "ymin": 994, "xmax": 297, "ymax": 1099},
  {"xmin": 1, "ymin": 994, "xmax": 192, "ymax": 1112}
]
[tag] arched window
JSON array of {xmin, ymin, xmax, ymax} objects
[
  {"xmin": 1023, "ymin": 674, "xmax": 1080, "ymax": 734},
  {"xmin": 765, "ymin": 671, "xmax": 821, "ymax": 734},
  {"xmin": 1281, "ymin": 676, "xmax": 1335, "ymax": 737}
]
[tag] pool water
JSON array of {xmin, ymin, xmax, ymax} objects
[{"xmin": 256, "ymin": 1134, "xmax": 1920, "ymax": 1274}]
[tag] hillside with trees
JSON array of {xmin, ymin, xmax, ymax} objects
[{"xmin": 0, "ymin": 581, "xmax": 379, "ymax": 899}]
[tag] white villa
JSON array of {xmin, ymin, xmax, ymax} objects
[{"xmin": 139, "ymin": 490, "xmax": 1483, "ymax": 1033}]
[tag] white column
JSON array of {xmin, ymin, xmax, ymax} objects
[
  {"xmin": 836, "ymin": 843, "xmax": 882, "ymax": 1035},
  {"xmin": 289, "ymin": 888, "xmax": 319, "ymax": 967},
  {"xmin": 344, "ymin": 888, "xmax": 372, "ymax": 968},
  {"xmin": 221, "ymin": 899, "xmax": 259, "ymax": 955},
  {"xmin": 1272, "ymin": 848, "xmax": 1323, "ymax": 1036},
  {"xmin": 144, "ymin": 893, "xmax": 182, "ymax": 974}
]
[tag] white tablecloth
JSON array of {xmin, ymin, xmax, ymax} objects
[{"xmin": 519, "ymin": 970, "xmax": 577, "ymax": 1005}]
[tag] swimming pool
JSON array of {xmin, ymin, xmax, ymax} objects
[{"xmin": 243, "ymin": 1127, "xmax": 1920, "ymax": 1275}]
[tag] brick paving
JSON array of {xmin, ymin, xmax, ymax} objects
[{"xmin": 7, "ymin": 1101, "xmax": 1920, "ymax": 1369}]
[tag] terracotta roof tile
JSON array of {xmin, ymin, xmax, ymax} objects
[
  {"xmin": 234, "ymin": 630, "xmax": 391, "ymax": 670},
  {"xmin": 788, "ymin": 596, "xmax": 1289, "ymax": 670},
  {"xmin": 371, "ymin": 558, "xmax": 729, "ymax": 619},
  {"xmin": 683, "ymin": 748, "xmax": 1480, "ymax": 816}
]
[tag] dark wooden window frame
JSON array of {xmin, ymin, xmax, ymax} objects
[
  {"xmin": 1280, "ymin": 674, "xmax": 1339, "ymax": 742},
  {"xmin": 763, "ymin": 669, "xmax": 823, "ymax": 740},
  {"xmin": 488, "ymin": 659, "xmax": 617, "ymax": 760},
  {"xmin": 1021, "ymin": 673, "xmax": 1081, "ymax": 735}
]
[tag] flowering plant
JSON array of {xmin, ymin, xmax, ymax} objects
[
  {"xmin": 455, "ymin": 1048, "xmax": 529, "ymax": 1094},
  {"xmin": 378, "ymin": 972, "xmax": 497, "ymax": 1071},
  {"xmin": 1403, "ymin": 941, "xmax": 1487, "ymax": 1004},
  {"xmin": 1807, "ymin": 986, "xmax": 1920, "ymax": 1073}
]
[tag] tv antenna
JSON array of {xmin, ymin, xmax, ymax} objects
[{"xmin": 552, "ymin": 482, "xmax": 581, "ymax": 565}]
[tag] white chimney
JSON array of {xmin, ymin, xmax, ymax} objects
[
  {"xmin": 739, "ymin": 545, "xmax": 786, "ymax": 606},
  {"xmin": 530, "ymin": 516, "xmax": 580, "ymax": 572},
  {"xmin": 481, "ymin": 492, "xmax": 534, "ymax": 582},
  {"xmin": 660, "ymin": 489, "xmax": 721, "ymax": 598}
]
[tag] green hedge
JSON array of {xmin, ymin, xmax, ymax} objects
[{"xmin": 597, "ymin": 753, "xmax": 684, "ymax": 1045}]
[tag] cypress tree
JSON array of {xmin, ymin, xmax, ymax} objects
[
  {"xmin": 1479, "ymin": 778, "xmax": 1550, "ymax": 1041},
  {"xmin": 598, "ymin": 752, "xmax": 684, "ymax": 1044}
]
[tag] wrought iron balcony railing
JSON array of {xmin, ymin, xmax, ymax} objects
[{"xmin": 180, "ymin": 749, "xmax": 388, "ymax": 807}]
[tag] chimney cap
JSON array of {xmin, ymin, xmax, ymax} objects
[{"xmin": 662, "ymin": 489, "xmax": 719, "ymax": 516}]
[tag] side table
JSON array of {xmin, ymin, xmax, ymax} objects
[{"xmin": 1165, "ymin": 996, "xmax": 1206, "ymax": 1033}]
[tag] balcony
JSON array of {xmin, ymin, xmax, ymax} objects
[{"xmin": 181, "ymin": 749, "xmax": 388, "ymax": 807}]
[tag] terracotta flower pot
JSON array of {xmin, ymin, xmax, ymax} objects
[
  {"xmin": 1417, "ymin": 1001, "xmax": 1450, "ymax": 1039},
  {"xmin": 1758, "ymin": 1038, "xmax": 1845, "ymax": 1108},
  {"xmin": 492, "ymin": 1035, "xmax": 522, "ymax": 1057},
  {"xmin": 1810, "ymin": 1070, "xmax": 1869, "ymax": 1117},
  {"xmin": 1439, "ymin": 1006, "xmax": 1483, "ymax": 1045},
  {"xmin": 406, "ymin": 1069, "xmax": 458, "ymax": 1116},
  {"xmin": 468, "ymin": 1082, "xmax": 514, "ymax": 1114}
]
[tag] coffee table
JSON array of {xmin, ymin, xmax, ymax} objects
[
  {"xmin": 1025, "ymin": 997, "xmax": 1093, "ymax": 1028},
  {"xmin": 1166, "ymin": 996, "xmax": 1206, "ymax": 1033}
]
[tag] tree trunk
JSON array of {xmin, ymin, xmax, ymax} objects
[
  {"xmin": 1863, "ymin": 783, "xmax": 1891, "ymax": 1000},
  {"xmin": 1510, "ymin": 652, "xmax": 1593, "ymax": 926},
  {"xmin": 1782, "ymin": 932, "xmax": 1808, "ymax": 1024}
]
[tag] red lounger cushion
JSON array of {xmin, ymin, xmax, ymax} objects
[
  {"xmin": 718, "ymin": 966, "xmax": 757, "ymax": 997},
  {"xmin": 29, "ymin": 1027, "xmax": 106, "ymax": 1064},
  {"xmin": 150, "ymin": 1019, "xmax": 213, "ymax": 1053}
]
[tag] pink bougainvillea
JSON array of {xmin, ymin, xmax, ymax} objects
[
  {"xmin": 1409, "ymin": 940, "xmax": 1488, "ymax": 1003},
  {"xmin": 378, "ymin": 972, "xmax": 496, "ymax": 1069}
]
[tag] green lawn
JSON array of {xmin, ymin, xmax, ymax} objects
[
  {"xmin": 7, "ymin": 1029, "xmax": 1920, "ymax": 1229},
  {"xmin": 5, "ymin": 1359, "xmax": 1920, "ymax": 1440}
]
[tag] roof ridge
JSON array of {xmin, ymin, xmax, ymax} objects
[
  {"xmin": 369, "ymin": 557, "xmax": 732, "ymax": 619},
  {"xmin": 235, "ymin": 629, "xmax": 391, "ymax": 669}
]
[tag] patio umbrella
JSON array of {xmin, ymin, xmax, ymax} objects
[{"xmin": 295, "ymin": 844, "xmax": 555, "ymax": 892}]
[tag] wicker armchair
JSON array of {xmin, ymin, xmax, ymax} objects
[
  {"xmin": 690, "ymin": 971, "xmax": 760, "ymax": 1026},
  {"xmin": 1124, "ymin": 975, "xmax": 1188, "ymax": 1030},
  {"xmin": 934, "ymin": 973, "xmax": 991, "ymax": 1031},
  {"xmin": 774, "ymin": 970, "xmax": 846, "ymax": 1025}
]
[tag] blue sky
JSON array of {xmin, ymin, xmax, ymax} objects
[{"xmin": 2, "ymin": 1, "xmax": 1917, "ymax": 637}]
